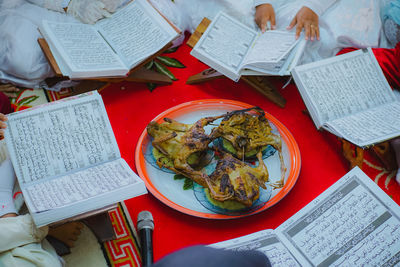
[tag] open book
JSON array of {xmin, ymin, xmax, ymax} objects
[
  {"xmin": 39, "ymin": 0, "xmax": 180, "ymax": 79},
  {"xmin": 292, "ymin": 48, "xmax": 400, "ymax": 148},
  {"xmin": 190, "ymin": 12, "xmax": 306, "ymax": 81},
  {"xmin": 4, "ymin": 91, "xmax": 147, "ymax": 227},
  {"xmin": 211, "ymin": 167, "xmax": 400, "ymax": 266}
]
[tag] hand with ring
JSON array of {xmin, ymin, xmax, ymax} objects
[{"xmin": 287, "ymin": 6, "xmax": 320, "ymax": 41}]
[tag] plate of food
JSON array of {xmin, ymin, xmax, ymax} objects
[{"xmin": 135, "ymin": 99, "xmax": 301, "ymax": 219}]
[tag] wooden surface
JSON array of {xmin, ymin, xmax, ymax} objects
[
  {"xmin": 186, "ymin": 18, "xmax": 286, "ymax": 108},
  {"xmin": 186, "ymin": 18, "xmax": 212, "ymax": 48},
  {"xmin": 242, "ymin": 76, "xmax": 286, "ymax": 108},
  {"xmin": 186, "ymin": 68, "xmax": 224, "ymax": 84},
  {"xmin": 38, "ymin": 38, "xmax": 63, "ymax": 77}
]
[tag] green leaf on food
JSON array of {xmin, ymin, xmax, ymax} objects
[
  {"xmin": 183, "ymin": 178, "xmax": 194, "ymax": 190},
  {"xmin": 156, "ymin": 56, "xmax": 185, "ymax": 68},
  {"xmin": 154, "ymin": 61, "xmax": 177, "ymax": 81},
  {"xmin": 174, "ymin": 174, "xmax": 186, "ymax": 180}
]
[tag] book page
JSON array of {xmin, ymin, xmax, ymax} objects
[
  {"xmin": 326, "ymin": 101, "xmax": 400, "ymax": 147},
  {"xmin": 41, "ymin": 21, "xmax": 128, "ymax": 78},
  {"xmin": 292, "ymin": 48, "xmax": 396, "ymax": 128},
  {"xmin": 276, "ymin": 167, "xmax": 400, "ymax": 266},
  {"xmin": 241, "ymin": 39, "xmax": 306, "ymax": 76},
  {"xmin": 190, "ymin": 12, "xmax": 258, "ymax": 81},
  {"xmin": 27, "ymin": 158, "xmax": 147, "ymax": 227},
  {"xmin": 244, "ymin": 31, "xmax": 298, "ymax": 65},
  {"xmin": 5, "ymin": 92, "xmax": 120, "ymax": 186},
  {"xmin": 95, "ymin": 0, "xmax": 178, "ymax": 69},
  {"xmin": 210, "ymin": 229, "xmax": 303, "ymax": 266},
  {"xmin": 23, "ymin": 158, "xmax": 143, "ymax": 213}
]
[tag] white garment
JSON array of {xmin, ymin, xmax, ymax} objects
[
  {"xmin": 153, "ymin": 0, "xmax": 388, "ymax": 63},
  {"xmin": 0, "ymin": 2, "xmax": 77, "ymax": 88},
  {"xmin": 0, "ymin": 158, "xmax": 16, "ymax": 217},
  {"xmin": 0, "ymin": 214, "xmax": 63, "ymax": 267}
]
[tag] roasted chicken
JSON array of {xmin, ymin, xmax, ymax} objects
[
  {"xmin": 146, "ymin": 115, "xmax": 229, "ymax": 200},
  {"xmin": 146, "ymin": 106, "xmax": 286, "ymax": 208},
  {"xmin": 210, "ymin": 107, "xmax": 286, "ymax": 188},
  {"xmin": 208, "ymin": 150, "xmax": 269, "ymax": 207}
]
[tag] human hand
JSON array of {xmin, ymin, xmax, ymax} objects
[
  {"xmin": 67, "ymin": 0, "xmax": 112, "ymax": 24},
  {"xmin": 0, "ymin": 84, "xmax": 20, "ymax": 98},
  {"xmin": 287, "ymin": 6, "xmax": 319, "ymax": 41},
  {"xmin": 255, "ymin": 4, "xmax": 276, "ymax": 32},
  {"xmin": 100, "ymin": 0, "xmax": 125, "ymax": 13},
  {"xmin": 0, "ymin": 113, "xmax": 7, "ymax": 140}
]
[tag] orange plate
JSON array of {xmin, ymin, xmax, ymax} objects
[{"xmin": 135, "ymin": 99, "xmax": 301, "ymax": 219}]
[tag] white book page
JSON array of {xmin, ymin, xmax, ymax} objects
[
  {"xmin": 210, "ymin": 229, "xmax": 303, "ymax": 266},
  {"xmin": 27, "ymin": 158, "xmax": 147, "ymax": 227},
  {"xmin": 23, "ymin": 158, "xmax": 144, "ymax": 213},
  {"xmin": 292, "ymin": 48, "xmax": 396, "ymax": 127},
  {"xmin": 5, "ymin": 92, "xmax": 120, "ymax": 186},
  {"xmin": 243, "ymin": 39, "xmax": 306, "ymax": 76},
  {"xmin": 244, "ymin": 31, "xmax": 298, "ymax": 66},
  {"xmin": 95, "ymin": 0, "xmax": 178, "ymax": 69},
  {"xmin": 191, "ymin": 12, "xmax": 258, "ymax": 81},
  {"xmin": 325, "ymin": 101, "xmax": 400, "ymax": 147},
  {"xmin": 276, "ymin": 167, "xmax": 400, "ymax": 267},
  {"xmin": 41, "ymin": 20, "xmax": 128, "ymax": 78}
]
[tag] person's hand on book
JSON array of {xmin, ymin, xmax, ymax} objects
[
  {"xmin": 100, "ymin": 0, "xmax": 125, "ymax": 13},
  {"xmin": 0, "ymin": 113, "xmax": 7, "ymax": 140},
  {"xmin": 67, "ymin": 0, "xmax": 113, "ymax": 24},
  {"xmin": 287, "ymin": 6, "xmax": 319, "ymax": 41},
  {"xmin": 255, "ymin": 4, "xmax": 276, "ymax": 33}
]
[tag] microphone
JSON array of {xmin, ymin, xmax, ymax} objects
[{"xmin": 137, "ymin": 211, "xmax": 154, "ymax": 267}]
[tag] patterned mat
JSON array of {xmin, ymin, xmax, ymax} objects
[{"xmin": 103, "ymin": 203, "xmax": 141, "ymax": 267}]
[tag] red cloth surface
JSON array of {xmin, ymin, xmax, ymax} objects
[
  {"xmin": 99, "ymin": 40, "xmax": 400, "ymax": 261},
  {"xmin": 337, "ymin": 43, "xmax": 400, "ymax": 90},
  {"xmin": 0, "ymin": 92, "xmax": 13, "ymax": 114}
]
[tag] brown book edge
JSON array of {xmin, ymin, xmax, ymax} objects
[
  {"xmin": 38, "ymin": 38, "xmax": 63, "ymax": 77},
  {"xmin": 146, "ymin": 0, "xmax": 181, "ymax": 35},
  {"xmin": 187, "ymin": 18, "xmax": 211, "ymax": 48}
]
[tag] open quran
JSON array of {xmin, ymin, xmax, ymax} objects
[
  {"xmin": 4, "ymin": 91, "xmax": 147, "ymax": 227},
  {"xmin": 211, "ymin": 167, "xmax": 400, "ymax": 266},
  {"xmin": 292, "ymin": 48, "xmax": 400, "ymax": 148},
  {"xmin": 39, "ymin": 0, "xmax": 180, "ymax": 79},
  {"xmin": 190, "ymin": 11, "xmax": 306, "ymax": 81}
]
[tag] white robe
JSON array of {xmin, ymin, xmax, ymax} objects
[
  {"xmin": 151, "ymin": 0, "xmax": 390, "ymax": 64},
  {"xmin": 0, "ymin": 1, "xmax": 77, "ymax": 88},
  {"xmin": 0, "ymin": 0, "xmax": 390, "ymax": 87}
]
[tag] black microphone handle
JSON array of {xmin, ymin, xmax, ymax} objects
[{"xmin": 139, "ymin": 228, "xmax": 153, "ymax": 267}]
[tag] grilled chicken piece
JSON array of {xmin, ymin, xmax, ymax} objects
[
  {"xmin": 210, "ymin": 107, "xmax": 286, "ymax": 188},
  {"xmin": 146, "ymin": 115, "xmax": 230, "ymax": 200},
  {"xmin": 209, "ymin": 150, "xmax": 269, "ymax": 207}
]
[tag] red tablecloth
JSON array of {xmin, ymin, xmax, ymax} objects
[{"xmin": 99, "ymin": 39, "xmax": 399, "ymax": 261}]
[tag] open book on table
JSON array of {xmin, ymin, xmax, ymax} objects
[
  {"xmin": 39, "ymin": 0, "xmax": 180, "ymax": 79},
  {"xmin": 190, "ymin": 11, "xmax": 306, "ymax": 81},
  {"xmin": 4, "ymin": 91, "xmax": 147, "ymax": 227},
  {"xmin": 292, "ymin": 48, "xmax": 400, "ymax": 148},
  {"xmin": 211, "ymin": 167, "xmax": 400, "ymax": 266}
]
